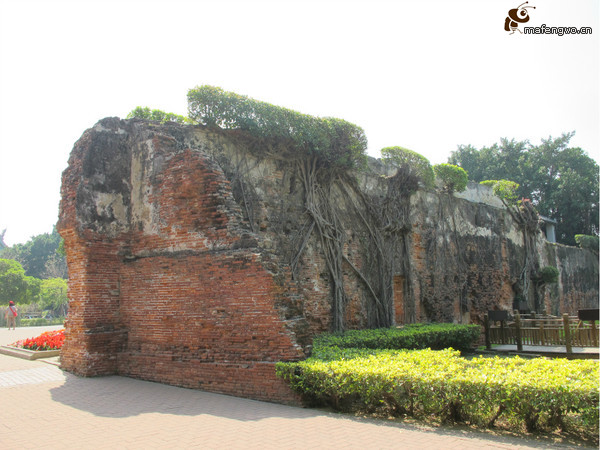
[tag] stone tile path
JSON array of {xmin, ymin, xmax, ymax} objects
[{"xmin": 0, "ymin": 327, "xmax": 589, "ymax": 449}]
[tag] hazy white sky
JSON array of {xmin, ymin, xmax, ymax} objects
[{"xmin": 0, "ymin": 0, "xmax": 598, "ymax": 246}]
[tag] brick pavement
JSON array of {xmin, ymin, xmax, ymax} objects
[{"xmin": 0, "ymin": 327, "xmax": 589, "ymax": 449}]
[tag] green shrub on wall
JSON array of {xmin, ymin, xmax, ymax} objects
[
  {"xmin": 539, "ymin": 266, "xmax": 559, "ymax": 284},
  {"xmin": 187, "ymin": 85, "xmax": 368, "ymax": 170},
  {"xmin": 575, "ymin": 234, "xmax": 599, "ymax": 255},
  {"xmin": 480, "ymin": 179, "xmax": 520, "ymax": 205},
  {"xmin": 127, "ymin": 106, "xmax": 188, "ymax": 124},
  {"xmin": 381, "ymin": 146, "xmax": 435, "ymax": 188},
  {"xmin": 433, "ymin": 163, "xmax": 468, "ymax": 193}
]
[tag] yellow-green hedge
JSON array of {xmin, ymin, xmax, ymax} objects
[{"xmin": 277, "ymin": 349, "xmax": 598, "ymax": 437}]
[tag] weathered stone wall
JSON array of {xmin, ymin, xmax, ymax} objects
[
  {"xmin": 541, "ymin": 242, "xmax": 599, "ymax": 315},
  {"xmin": 405, "ymin": 189, "xmax": 522, "ymax": 325},
  {"xmin": 401, "ymin": 188, "xmax": 598, "ymax": 325},
  {"xmin": 58, "ymin": 118, "xmax": 598, "ymax": 401},
  {"xmin": 58, "ymin": 118, "xmax": 306, "ymax": 403}
]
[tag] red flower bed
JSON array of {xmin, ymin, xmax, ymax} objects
[{"xmin": 13, "ymin": 329, "xmax": 65, "ymax": 351}]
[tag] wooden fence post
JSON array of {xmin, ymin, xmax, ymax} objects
[
  {"xmin": 514, "ymin": 310, "xmax": 523, "ymax": 352},
  {"xmin": 563, "ymin": 313, "xmax": 573, "ymax": 355},
  {"xmin": 592, "ymin": 320, "xmax": 598, "ymax": 347},
  {"xmin": 484, "ymin": 314, "xmax": 491, "ymax": 350}
]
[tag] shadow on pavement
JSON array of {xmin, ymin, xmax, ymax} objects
[
  {"xmin": 49, "ymin": 371, "xmax": 581, "ymax": 448},
  {"xmin": 50, "ymin": 371, "xmax": 321, "ymax": 420}
]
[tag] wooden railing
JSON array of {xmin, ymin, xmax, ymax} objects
[{"xmin": 484, "ymin": 310, "xmax": 599, "ymax": 354}]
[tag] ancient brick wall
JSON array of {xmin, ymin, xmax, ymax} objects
[
  {"xmin": 400, "ymin": 188, "xmax": 598, "ymax": 325},
  {"xmin": 58, "ymin": 118, "xmax": 305, "ymax": 403},
  {"xmin": 542, "ymin": 242, "xmax": 599, "ymax": 315},
  {"xmin": 58, "ymin": 117, "xmax": 598, "ymax": 402}
]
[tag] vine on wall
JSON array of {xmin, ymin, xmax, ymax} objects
[
  {"xmin": 184, "ymin": 86, "xmax": 428, "ymax": 331},
  {"xmin": 360, "ymin": 166, "xmax": 419, "ymax": 325},
  {"xmin": 186, "ymin": 86, "xmax": 373, "ymax": 331},
  {"xmin": 503, "ymin": 199, "xmax": 544, "ymax": 311}
]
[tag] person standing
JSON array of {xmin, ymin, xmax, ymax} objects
[{"xmin": 4, "ymin": 301, "xmax": 17, "ymax": 330}]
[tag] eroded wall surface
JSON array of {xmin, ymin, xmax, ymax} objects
[
  {"xmin": 58, "ymin": 118, "xmax": 598, "ymax": 401},
  {"xmin": 58, "ymin": 118, "xmax": 305, "ymax": 402}
]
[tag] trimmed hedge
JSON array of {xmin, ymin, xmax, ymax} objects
[
  {"xmin": 276, "ymin": 348, "xmax": 599, "ymax": 436},
  {"xmin": 277, "ymin": 324, "xmax": 599, "ymax": 439},
  {"xmin": 187, "ymin": 85, "xmax": 368, "ymax": 170},
  {"xmin": 314, "ymin": 323, "xmax": 481, "ymax": 353},
  {"xmin": 18, "ymin": 317, "xmax": 65, "ymax": 327}
]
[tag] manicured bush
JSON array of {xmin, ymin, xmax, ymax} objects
[
  {"xmin": 480, "ymin": 179, "xmax": 520, "ymax": 205},
  {"xmin": 381, "ymin": 146, "xmax": 435, "ymax": 188},
  {"xmin": 187, "ymin": 85, "xmax": 368, "ymax": 170},
  {"xmin": 314, "ymin": 323, "xmax": 481, "ymax": 353},
  {"xmin": 277, "ymin": 323, "xmax": 599, "ymax": 439},
  {"xmin": 433, "ymin": 163, "xmax": 468, "ymax": 193},
  {"xmin": 276, "ymin": 349, "xmax": 599, "ymax": 437}
]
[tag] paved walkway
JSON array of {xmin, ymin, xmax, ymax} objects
[{"xmin": 0, "ymin": 327, "xmax": 591, "ymax": 449}]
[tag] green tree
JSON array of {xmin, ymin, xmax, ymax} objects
[
  {"xmin": 0, "ymin": 229, "xmax": 7, "ymax": 250},
  {"xmin": 449, "ymin": 133, "xmax": 598, "ymax": 245},
  {"xmin": 381, "ymin": 146, "xmax": 435, "ymax": 188},
  {"xmin": 0, "ymin": 228, "xmax": 66, "ymax": 279},
  {"xmin": 0, "ymin": 259, "xmax": 40, "ymax": 305},
  {"xmin": 39, "ymin": 278, "xmax": 69, "ymax": 317},
  {"xmin": 450, "ymin": 139, "xmax": 529, "ymax": 184}
]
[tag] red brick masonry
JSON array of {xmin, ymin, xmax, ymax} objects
[{"xmin": 58, "ymin": 119, "xmax": 304, "ymax": 403}]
